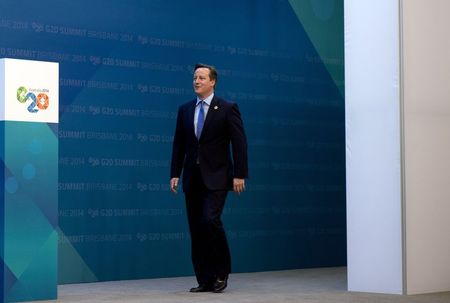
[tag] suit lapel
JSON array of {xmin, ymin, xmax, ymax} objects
[
  {"xmin": 199, "ymin": 96, "xmax": 219, "ymax": 140},
  {"xmin": 187, "ymin": 100, "xmax": 197, "ymax": 141}
]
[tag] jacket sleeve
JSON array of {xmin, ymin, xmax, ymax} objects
[
  {"xmin": 170, "ymin": 106, "xmax": 186, "ymax": 178},
  {"xmin": 227, "ymin": 103, "xmax": 248, "ymax": 179}
]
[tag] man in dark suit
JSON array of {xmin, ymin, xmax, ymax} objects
[{"xmin": 170, "ymin": 63, "xmax": 248, "ymax": 293}]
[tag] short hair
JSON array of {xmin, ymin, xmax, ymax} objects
[{"xmin": 194, "ymin": 63, "xmax": 218, "ymax": 83}]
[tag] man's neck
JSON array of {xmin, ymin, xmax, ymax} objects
[{"xmin": 197, "ymin": 91, "xmax": 214, "ymax": 100}]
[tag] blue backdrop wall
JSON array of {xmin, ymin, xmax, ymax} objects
[{"xmin": 0, "ymin": 0, "xmax": 345, "ymax": 283}]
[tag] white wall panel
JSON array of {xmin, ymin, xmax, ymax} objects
[{"xmin": 345, "ymin": 0, "xmax": 403, "ymax": 294}]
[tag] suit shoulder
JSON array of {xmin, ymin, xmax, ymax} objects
[{"xmin": 214, "ymin": 96, "xmax": 237, "ymax": 109}]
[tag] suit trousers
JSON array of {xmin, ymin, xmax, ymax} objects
[{"xmin": 184, "ymin": 164, "xmax": 231, "ymax": 285}]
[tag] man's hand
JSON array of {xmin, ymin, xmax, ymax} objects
[
  {"xmin": 170, "ymin": 177, "xmax": 179, "ymax": 194},
  {"xmin": 233, "ymin": 178, "xmax": 245, "ymax": 195}
]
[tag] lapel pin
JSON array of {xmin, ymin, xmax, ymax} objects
[{"xmin": 214, "ymin": 106, "xmax": 219, "ymax": 110}]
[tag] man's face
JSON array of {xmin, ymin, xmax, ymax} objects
[{"xmin": 193, "ymin": 67, "xmax": 215, "ymax": 99}]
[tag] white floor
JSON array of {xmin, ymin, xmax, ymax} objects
[{"xmin": 21, "ymin": 267, "xmax": 450, "ymax": 303}]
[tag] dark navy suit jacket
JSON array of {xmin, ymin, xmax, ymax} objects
[{"xmin": 170, "ymin": 95, "xmax": 248, "ymax": 191}]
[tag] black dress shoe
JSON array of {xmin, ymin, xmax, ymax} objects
[
  {"xmin": 213, "ymin": 276, "xmax": 228, "ymax": 293},
  {"xmin": 189, "ymin": 284, "xmax": 212, "ymax": 293}
]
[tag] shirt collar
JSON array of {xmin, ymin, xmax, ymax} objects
[{"xmin": 197, "ymin": 93, "xmax": 214, "ymax": 106}]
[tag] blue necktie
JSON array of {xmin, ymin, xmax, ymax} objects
[{"xmin": 196, "ymin": 101, "xmax": 205, "ymax": 139}]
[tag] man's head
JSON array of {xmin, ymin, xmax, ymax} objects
[{"xmin": 193, "ymin": 63, "xmax": 217, "ymax": 99}]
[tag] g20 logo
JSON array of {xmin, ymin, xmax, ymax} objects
[{"xmin": 16, "ymin": 86, "xmax": 49, "ymax": 113}]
